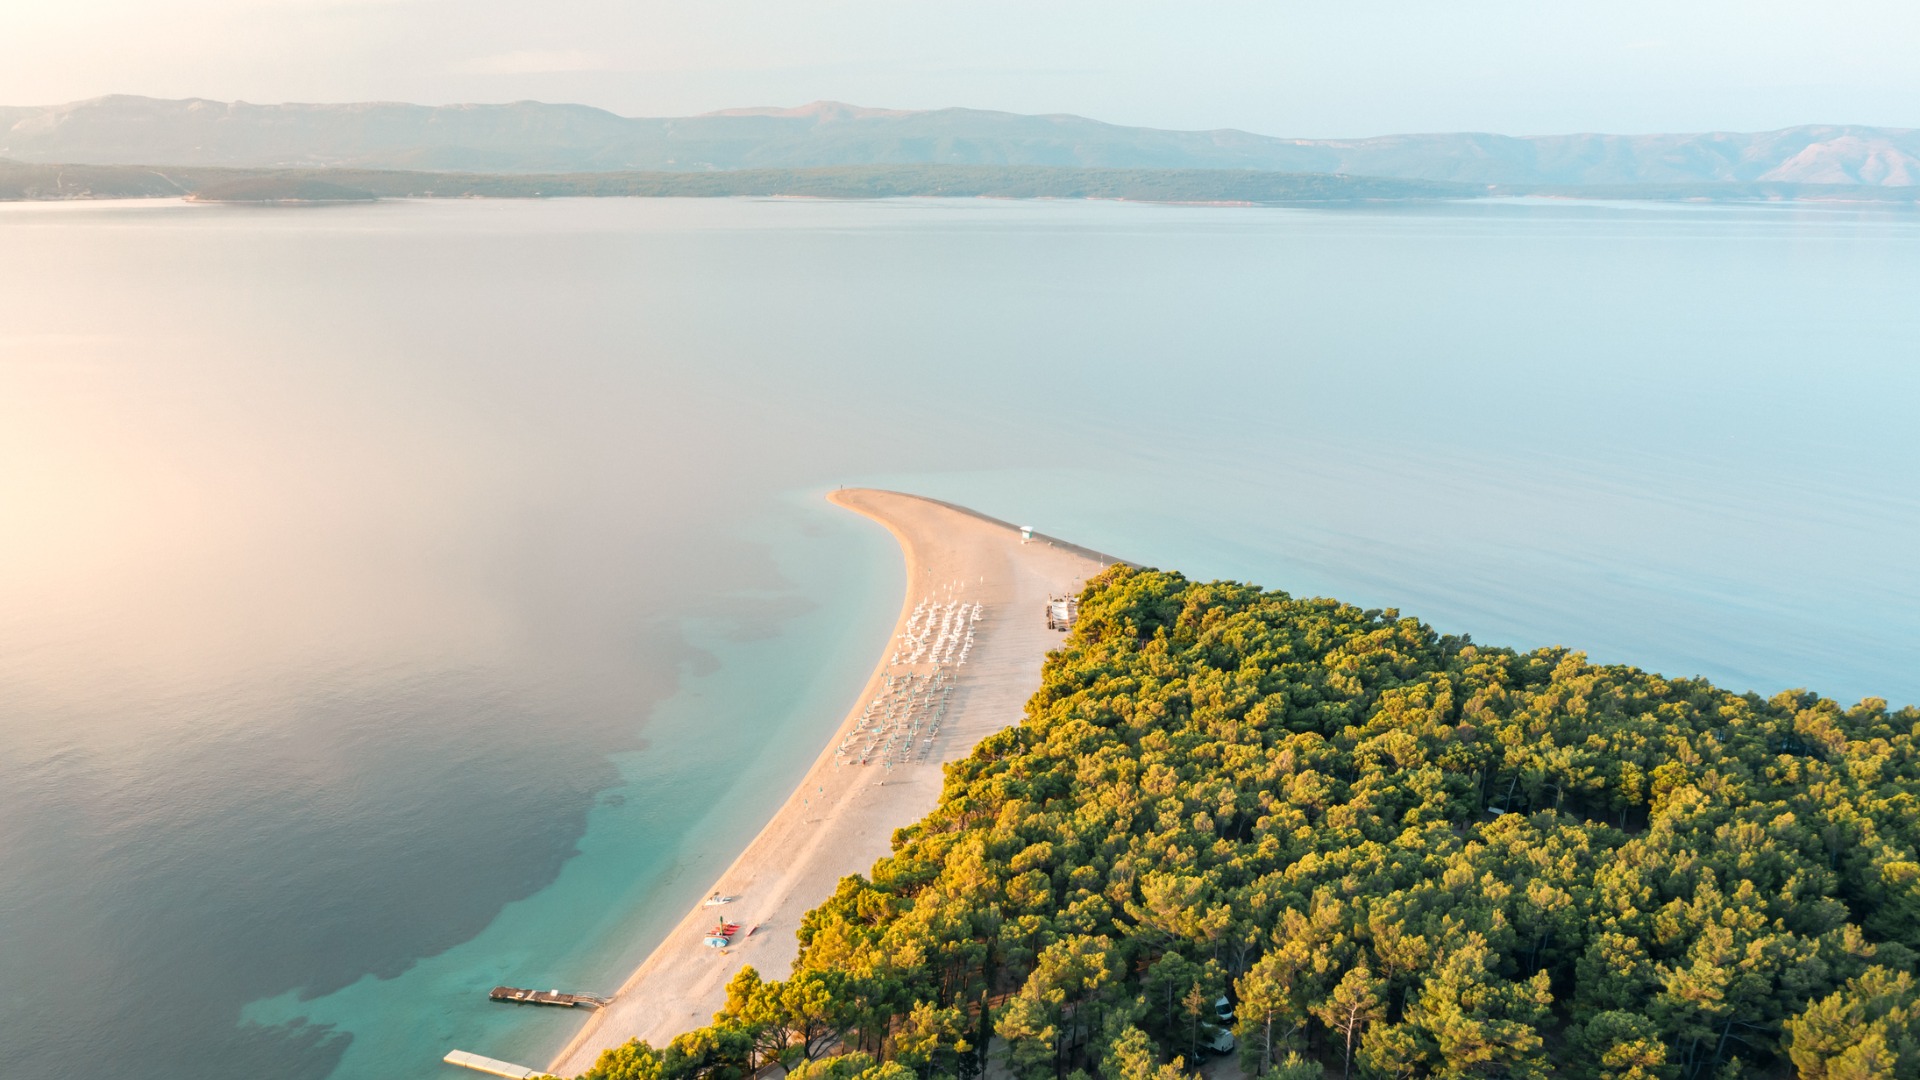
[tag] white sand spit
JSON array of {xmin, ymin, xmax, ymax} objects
[{"xmin": 547, "ymin": 489, "xmax": 1118, "ymax": 1077}]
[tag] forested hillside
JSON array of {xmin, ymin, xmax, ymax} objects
[
  {"xmin": 0, "ymin": 161, "xmax": 1469, "ymax": 203},
  {"xmin": 10, "ymin": 159, "xmax": 1915, "ymax": 204},
  {"xmin": 584, "ymin": 568, "xmax": 1920, "ymax": 1080}
]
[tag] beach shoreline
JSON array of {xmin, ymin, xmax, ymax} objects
[{"xmin": 544, "ymin": 489, "xmax": 1118, "ymax": 1077}]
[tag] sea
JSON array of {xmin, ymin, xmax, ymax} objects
[{"xmin": 1, "ymin": 195, "xmax": 1915, "ymax": 1080}]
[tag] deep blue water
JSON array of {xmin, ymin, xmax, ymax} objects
[{"xmin": 0, "ymin": 196, "xmax": 1914, "ymax": 1080}]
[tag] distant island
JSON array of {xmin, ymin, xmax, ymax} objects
[
  {"xmin": 3, "ymin": 95, "xmax": 1919, "ymax": 206},
  {"xmin": 4, "ymin": 159, "xmax": 1917, "ymax": 207},
  {"xmin": 4, "ymin": 95, "xmax": 1919, "ymax": 186},
  {"xmin": 574, "ymin": 563, "xmax": 1920, "ymax": 1080},
  {"xmin": 0, "ymin": 161, "xmax": 1474, "ymax": 204}
]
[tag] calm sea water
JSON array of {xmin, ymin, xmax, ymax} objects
[{"xmin": 1, "ymin": 196, "xmax": 1915, "ymax": 1080}]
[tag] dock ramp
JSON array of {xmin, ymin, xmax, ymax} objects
[{"xmin": 444, "ymin": 1049, "xmax": 548, "ymax": 1078}]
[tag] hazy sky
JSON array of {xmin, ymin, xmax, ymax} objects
[{"xmin": 5, "ymin": 0, "xmax": 1918, "ymax": 136}]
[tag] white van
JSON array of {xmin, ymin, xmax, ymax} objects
[{"xmin": 1207, "ymin": 995, "xmax": 1236, "ymax": 1054}]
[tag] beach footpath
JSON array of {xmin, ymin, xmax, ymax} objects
[{"xmin": 546, "ymin": 489, "xmax": 1119, "ymax": 1077}]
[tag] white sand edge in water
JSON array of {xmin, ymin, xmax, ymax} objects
[{"xmin": 546, "ymin": 488, "xmax": 1118, "ymax": 1077}]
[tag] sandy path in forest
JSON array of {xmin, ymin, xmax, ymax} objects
[{"xmin": 546, "ymin": 489, "xmax": 1120, "ymax": 1077}]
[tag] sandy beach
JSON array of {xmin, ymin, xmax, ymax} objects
[{"xmin": 546, "ymin": 489, "xmax": 1120, "ymax": 1077}]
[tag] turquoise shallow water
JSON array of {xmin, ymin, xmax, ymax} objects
[
  {"xmin": 239, "ymin": 495, "xmax": 901, "ymax": 1076},
  {"xmin": 0, "ymin": 196, "xmax": 1915, "ymax": 1080}
]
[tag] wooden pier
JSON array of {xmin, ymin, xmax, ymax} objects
[
  {"xmin": 488, "ymin": 985, "xmax": 610, "ymax": 1008},
  {"xmin": 444, "ymin": 1049, "xmax": 545, "ymax": 1078}
]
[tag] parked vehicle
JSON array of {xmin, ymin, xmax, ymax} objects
[{"xmin": 1206, "ymin": 995, "xmax": 1236, "ymax": 1054}]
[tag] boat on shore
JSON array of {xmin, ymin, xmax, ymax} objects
[
  {"xmin": 1045, "ymin": 594, "xmax": 1079, "ymax": 631},
  {"xmin": 488, "ymin": 986, "xmax": 609, "ymax": 1008},
  {"xmin": 704, "ymin": 921, "xmax": 742, "ymax": 947}
]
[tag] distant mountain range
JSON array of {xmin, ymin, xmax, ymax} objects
[{"xmin": 4, "ymin": 95, "xmax": 1918, "ymax": 186}]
